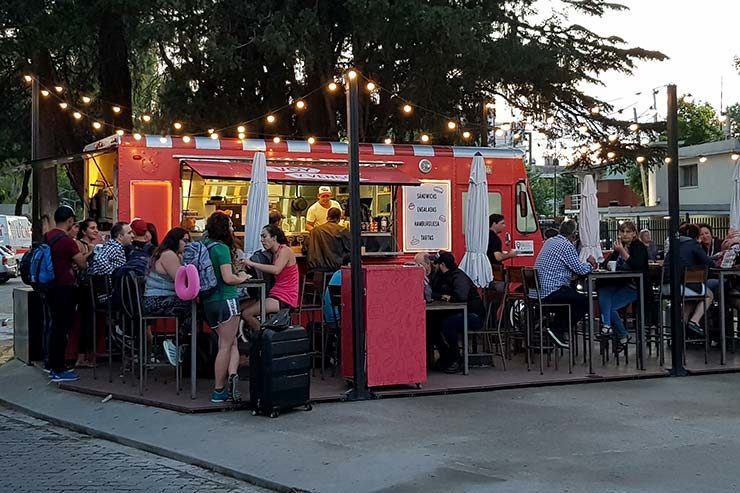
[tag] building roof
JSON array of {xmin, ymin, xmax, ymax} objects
[{"xmin": 678, "ymin": 138, "xmax": 740, "ymax": 159}]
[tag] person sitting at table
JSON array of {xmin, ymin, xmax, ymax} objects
[
  {"xmin": 429, "ymin": 251, "xmax": 486, "ymax": 374},
  {"xmin": 598, "ymin": 221, "xmax": 649, "ymax": 350},
  {"xmin": 722, "ymin": 228, "xmax": 740, "ymax": 251},
  {"xmin": 143, "ymin": 227, "xmax": 192, "ymax": 367},
  {"xmin": 531, "ymin": 220, "xmax": 596, "ymax": 348},
  {"xmin": 305, "ymin": 207, "xmax": 351, "ymax": 272},
  {"xmin": 414, "ymin": 252, "xmax": 434, "ymax": 302},
  {"xmin": 662, "ymin": 224, "xmax": 714, "ymax": 338},
  {"xmin": 699, "ymin": 224, "xmax": 723, "ymax": 259},
  {"xmin": 639, "ymin": 229, "xmax": 658, "ymax": 261},
  {"xmin": 242, "ymin": 224, "xmax": 299, "ymax": 331}
]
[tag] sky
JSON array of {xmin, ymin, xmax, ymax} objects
[{"xmin": 567, "ymin": 0, "xmax": 740, "ymax": 119}]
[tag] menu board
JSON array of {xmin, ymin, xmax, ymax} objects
[{"xmin": 402, "ymin": 180, "xmax": 451, "ymax": 252}]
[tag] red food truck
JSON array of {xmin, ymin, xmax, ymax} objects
[{"xmin": 81, "ymin": 134, "xmax": 544, "ymax": 264}]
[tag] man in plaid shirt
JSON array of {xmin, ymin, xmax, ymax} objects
[
  {"xmin": 531, "ymin": 220, "xmax": 597, "ymax": 348},
  {"xmin": 88, "ymin": 222, "xmax": 134, "ymax": 276}
]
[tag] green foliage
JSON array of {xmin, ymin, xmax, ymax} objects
[
  {"xmin": 527, "ymin": 166, "xmax": 577, "ymax": 218},
  {"xmin": 625, "ymin": 166, "xmax": 644, "ymax": 205},
  {"xmin": 678, "ymin": 99, "xmax": 724, "ymax": 146}
]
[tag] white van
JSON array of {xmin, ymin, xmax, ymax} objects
[{"xmin": 0, "ymin": 215, "xmax": 32, "ymax": 254}]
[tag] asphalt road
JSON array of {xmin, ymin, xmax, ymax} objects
[
  {"xmin": 0, "ymin": 276, "xmax": 19, "ymax": 343},
  {"xmin": 0, "ymin": 407, "xmax": 270, "ymax": 493}
]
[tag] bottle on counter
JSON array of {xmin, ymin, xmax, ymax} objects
[{"xmin": 380, "ymin": 217, "xmax": 388, "ymax": 232}]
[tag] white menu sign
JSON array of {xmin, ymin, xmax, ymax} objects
[{"xmin": 403, "ymin": 180, "xmax": 451, "ymax": 252}]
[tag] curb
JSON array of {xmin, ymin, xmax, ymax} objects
[{"xmin": 0, "ymin": 392, "xmax": 311, "ymax": 493}]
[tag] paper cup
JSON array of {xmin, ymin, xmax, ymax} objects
[{"xmin": 607, "ymin": 261, "xmax": 617, "ymax": 272}]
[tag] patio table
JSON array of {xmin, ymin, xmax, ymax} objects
[
  {"xmin": 710, "ymin": 268, "xmax": 740, "ymax": 365},
  {"xmin": 426, "ymin": 301, "xmax": 469, "ymax": 375}
]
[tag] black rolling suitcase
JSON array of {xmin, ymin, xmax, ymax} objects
[{"xmin": 250, "ymin": 326, "xmax": 312, "ymax": 418}]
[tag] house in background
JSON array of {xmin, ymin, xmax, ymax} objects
[{"xmin": 563, "ymin": 169, "xmax": 642, "ymax": 215}]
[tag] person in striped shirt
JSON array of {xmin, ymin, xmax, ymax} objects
[{"xmin": 530, "ymin": 220, "xmax": 596, "ymax": 348}]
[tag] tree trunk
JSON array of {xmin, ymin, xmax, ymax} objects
[{"xmin": 97, "ymin": 8, "xmax": 133, "ymax": 130}]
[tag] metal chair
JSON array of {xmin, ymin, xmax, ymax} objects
[
  {"xmin": 89, "ymin": 275, "xmax": 114, "ymax": 382},
  {"xmin": 298, "ymin": 270, "xmax": 334, "ymax": 377},
  {"xmin": 521, "ymin": 268, "xmax": 573, "ymax": 375},
  {"xmin": 121, "ymin": 271, "xmax": 181, "ymax": 395},
  {"xmin": 326, "ymin": 283, "xmax": 342, "ymax": 376},
  {"xmin": 497, "ymin": 267, "xmax": 527, "ymax": 362},
  {"xmin": 469, "ymin": 265, "xmax": 507, "ymax": 369}
]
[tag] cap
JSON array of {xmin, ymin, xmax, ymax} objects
[
  {"xmin": 431, "ymin": 250, "xmax": 456, "ymax": 269},
  {"xmin": 318, "ymin": 186, "xmax": 332, "ymax": 197},
  {"xmin": 130, "ymin": 219, "xmax": 148, "ymax": 236}
]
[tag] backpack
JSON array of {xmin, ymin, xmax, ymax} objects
[
  {"xmin": 182, "ymin": 241, "xmax": 219, "ymax": 298},
  {"xmin": 21, "ymin": 233, "xmax": 65, "ymax": 291},
  {"xmin": 111, "ymin": 248, "xmax": 151, "ymax": 311}
]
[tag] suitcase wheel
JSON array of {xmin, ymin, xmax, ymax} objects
[
  {"xmin": 251, "ymin": 410, "xmax": 258, "ymax": 416},
  {"xmin": 269, "ymin": 411, "xmax": 279, "ymax": 418}
]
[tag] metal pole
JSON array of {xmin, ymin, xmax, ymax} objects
[
  {"xmin": 344, "ymin": 71, "xmax": 373, "ymax": 401},
  {"xmin": 480, "ymin": 102, "xmax": 488, "ymax": 147},
  {"xmin": 553, "ymin": 164, "xmax": 557, "ymax": 218},
  {"xmin": 31, "ymin": 77, "xmax": 42, "ymax": 242},
  {"xmin": 667, "ymin": 84, "xmax": 687, "ymax": 376}
]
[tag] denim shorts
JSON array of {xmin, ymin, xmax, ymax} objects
[{"xmin": 203, "ymin": 298, "xmax": 240, "ymax": 329}]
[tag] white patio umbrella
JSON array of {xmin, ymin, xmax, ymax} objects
[
  {"xmin": 459, "ymin": 153, "xmax": 493, "ymax": 288},
  {"xmin": 578, "ymin": 174, "xmax": 603, "ymax": 263},
  {"xmin": 243, "ymin": 151, "xmax": 269, "ymax": 258},
  {"xmin": 731, "ymin": 161, "xmax": 740, "ymax": 230}
]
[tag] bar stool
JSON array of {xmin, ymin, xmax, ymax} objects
[
  {"xmin": 469, "ymin": 265, "xmax": 507, "ymax": 369},
  {"xmin": 298, "ymin": 270, "xmax": 334, "ymax": 377},
  {"xmin": 497, "ymin": 267, "xmax": 527, "ymax": 362},
  {"xmin": 89, "ymin": 275, "xmax": 114, "ymax": 382},
  {"xmin": 521, "ymin": 268, "xmax": 573, "ymax": 375}
]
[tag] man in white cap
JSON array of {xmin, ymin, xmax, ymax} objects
[{"xmin": 306, "ymin": 186, "xmax": 341, "ymax": 231}]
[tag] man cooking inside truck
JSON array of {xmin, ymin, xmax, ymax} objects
[{"xmin": 306, "ymin": 186, "xmax": 342, "ymax": 232}]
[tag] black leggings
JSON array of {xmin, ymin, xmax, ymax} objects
[{"xmin": 47, "ymin": 286, "xmax": 78, "ymax": 373}]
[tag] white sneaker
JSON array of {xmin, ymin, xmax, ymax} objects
[{"xmin": 162, "ymin": 339, "xmax": 178, "ymax": 367}]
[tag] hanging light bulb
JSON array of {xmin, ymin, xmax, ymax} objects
[
  {"xmin": 608, "ymin": 134, "xmax": 618, "ymax": 142},
  {"xmin": 629, "ymin": 123, "xmax": 640, "ymax": 132},
  {"xmin": 266, "ymin": 115, "xmax": 276, "ymax": 124},
  {"xmin": 347, "ymin": 70, "xmax": 358, "ymax": 80},
  {"xmin": 238, "ymin": 132, "xmax": 246, "ymax": 140},
  {"xmin": 546, "ymin": 116, "xmax": 555, "ymax": 125},
  {"xmin": 237, "ymin": 125, "xmax": 246, "ymax": 133},
  {"xmin": 699, "ymin": 155, "xmax": 707, "ymax": 163},
  {"xmin": 112, "ymin": 106, "xmax": 121, "ymax": 114},
  {"xmin": 447, "ymin": 121, "xmax": 457, "ymax": 130},
  {"xmin": 384, "ymin": 137, "xmax": 392, "ymax": 145},
  {"xmin": 92, "ymin": 122, "xmax": 102, "ymax": 130},
  {"xmin": 402, "ymin": 104, "xmax": 413, "ymax": 114},
  {"xmin": 273, "ymin": 136, "xmax": 281, "ymax": 143},
  {"xmin": 133, "ymin": 133, "xmax": 142, "ymax": 140},
  {"xmin": 307, "ymin": 137, "xmax": 316, "ymax": 145},
  {"xmin": 58, "ymin": 102, "xmax": 68, "ymax": 110},
  {"xmin": 159, "ymin": 136, "xmax": 167, "ymax": 144},
  {"xmin": 636, "ymin": 156, "xmax": 646, "ymax": 164},
  {"xmin": 72, "ymin": 111, "xmax": 82, "ymax": 120},
  {"xmin": 295, "ymin": 100, "xmax": 306, "ymax": 110},
  {"xmin": 81, "ymin": 96, "xmax": 92, "ymax": 104},
  {"xmin": 182, "ymin": 135, "xmax": 191, "ymax": 143},
  {"xmin": 207, "ymin": 128, "xmax": 214, "ymax": 134},
  {"xmin": 23, "ymin": 75, "xmax": 32, "ymax": 83},
  {"xmin": 366, "ymin": 82, "xmax": 376, "ymax": 91},
  {"xmin": 462, "ymin": 131, "xmax": 471, "ymax": 139},
  {"xmin": 607, "ymin": 151, "xmax": 616, "ymax": 159},
  {"xmin": 116, "ymin": 129, "xmax": 124, "ymax": 136},
  {"xmin": 420, "ymin": 134, "xmax": 430, "ymax": 143},
  {"xmin": 173, "ymin": 122, "xmax": 183, "ymax": 130},
  {"xmin": 210, "ymin": 132, "xmax": 219, "ymax": 140},
  {"xmin": 54, "ymin": 86, "xmax": 63, "ymax": 93},
  {"xmin": 664, "ymin": 157, "xmax": 672, "ymax": 164},
  {"xmin": 328, "ymin": 82, "xmax": 338, "ymax": 92},
  {"xmin": 142, "ymin": 114, "xmax": 152, "ymax": 123},
  {"xmin": 40, "ymin": 89, "xmax": 50, "ymax": 97}
]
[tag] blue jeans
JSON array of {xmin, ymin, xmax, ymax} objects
[{"xmin": 598, "ymin": 285, "xmax": 638, "ymax": 338}]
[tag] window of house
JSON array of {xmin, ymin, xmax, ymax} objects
[{"xmin": 680, "ymin": 164, "xmax": 698, "ymax": 188}]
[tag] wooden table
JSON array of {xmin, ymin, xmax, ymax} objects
[
  {"xmin": 586, "ymin": 271, "xmax": 647, "ymax": 374},
  {"xmin": 711, "ymin": 268, "xmax": 740, "ymax": 365},
  {"xmin": 426, "ymin": 301, "xmax": 469, "ymax": 375},
  {"xmin": 189, "ymin": 279, "xmax": 266, "ymax": 399}
]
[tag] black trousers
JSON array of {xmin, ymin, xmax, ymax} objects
[
  {"xmin": 542, "ymin": 285, "xmax": 588, "ymax": 335},
  {"xmin": 46, "ymin": 285, "xmax": 78, "ymax": 373}
]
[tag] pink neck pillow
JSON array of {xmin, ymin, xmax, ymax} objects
[{"xmin": 175, "ymin": 264, "xmax": 200, "ymax": 301}]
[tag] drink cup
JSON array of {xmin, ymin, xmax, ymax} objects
[{"xmin": 607, "ymin": 261, "xmax": 617, "ymax": 272}]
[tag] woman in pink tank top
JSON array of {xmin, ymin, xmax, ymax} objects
[{"xmin": 242, "ymin": 224, "xmax": 299, "ymax": 331}]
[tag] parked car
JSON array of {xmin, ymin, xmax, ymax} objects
[{"xmin": 0, "ymin": 245, "xmax": 18, "ymax": 284}]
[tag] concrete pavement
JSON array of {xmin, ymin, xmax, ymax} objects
[{"xmin": 2, "ymin": 358, "xmax": 740, "ymax": 492}]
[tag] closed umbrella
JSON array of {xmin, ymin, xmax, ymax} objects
[
  {"xmin": 459, "ymin": 153, "xmax": 493, "ymax": 288},
  {"xmin": 731, "ymin": 161, "xmax": 740, "ymax": 230},
  {"xmin": 243, "ymin": 152, "xmax": 269, "ymax": 257},
  {"xmin": 578, "ymin": 174, "xmax": 603, "ymax": 263}
]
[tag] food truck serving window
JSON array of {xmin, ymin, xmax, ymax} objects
[{"xmin": 462, "ymin": 192, "xmax": 502, "ymax": 231}]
